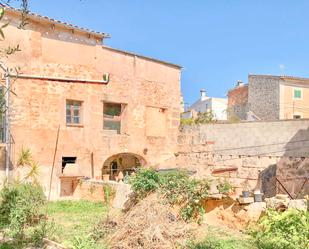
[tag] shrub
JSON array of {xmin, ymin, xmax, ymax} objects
[
  {"xmin": 217, "ymin": 180, "xmax": 233, "ymax": 194},
  {"xmin": 251, "ymin": 209, "xmax": 309, "ymax": 249},
  {"xmin": 160, "ymin": 171, "xmax": 209, "ymax": 222},
  {"xmin": 130, "ymin": 169, "xmax": 210, "ymax": 222},
  {"xmin": 0, "ymin": 183, "xmax": 46, "ymax": 238},
  {"xmin": 129, "ymin": 168, "xmax": 161, "ymax": 198}
]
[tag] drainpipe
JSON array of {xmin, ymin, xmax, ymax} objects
[
  {"xmin": 9, "ymin": 73, "xmax": 110, "ymax": 84},
  {"xmin": 5, "ymin": 68, "xmax": 10, "ymax": 180}
]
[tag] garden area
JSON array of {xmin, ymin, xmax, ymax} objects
[{"xmin": 0, "ymin": 169, "xmax": 308, "ymax": 249}]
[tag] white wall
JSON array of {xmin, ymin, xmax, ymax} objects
[{"xmin": 188, "ymin": 98, "xmax": 227, "ymax": 120}]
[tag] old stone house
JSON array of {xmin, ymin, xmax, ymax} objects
[
  {"xmin": 0, "ymin": 6, "xmax": 181, "ymax": 198},
  {"xmin": 228, "ymin": 74, "xmax": 309, "ymax": 120}
]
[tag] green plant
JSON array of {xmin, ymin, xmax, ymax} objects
[
  {"xmin": 0, "ymin": 183, "xmax": 46, "ymax": 239},
  {"xmin": 217, "ymin": 180, "xmax": 233, "ymax": 194},
  {"xmin": 187, "ymin": 236, "xmax": 256, "ymax": 249},
  {"xmin": 160, "ymin": 171, "xmax": 210, "ymax": 222},
  {"xmin": 129, "ymin": 168, "xmax": 161, "ymax": 198},
  {"xmin": 72, "ymin": 235, "xmax": 96, "ymax": 249},
  {"xmin": 103, "ymin": 184, "xmax": 115, "ymax": 204},
  {"xmin": 88, "ymin": 184, "xmax": 96, "ymax": 194},
  {"xmin": 180, "ymin": 117, "xmax": 195, "ymax": 125},
  {"xmin": 16, "ymin": 147, "xmax": 40, "ymax": 183},
  {"xmin": 16, "ymin": 147, "xmax": 32, "ymax": 167},
  {"xmin": 195, "ymin": 111, "xmax": 216, "ymax": 124},
  {"xmin": 251, "ymin": 209, "xmax": 309, "ymax": 249}
]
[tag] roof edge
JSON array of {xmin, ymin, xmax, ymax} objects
[
  {"xmin": 102, "ymin": 45, "xmax": 182, "ymax": 69},
  {"xmin": 1, "ymin": 3, "xmax": 110, "ymax": 39}
]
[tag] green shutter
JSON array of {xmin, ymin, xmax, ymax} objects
[{"xmin": 294, "ymin": 89, "xmax": 301, "ymax": 99}]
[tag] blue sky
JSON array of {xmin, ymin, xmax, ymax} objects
[{"xmin": 11, "ymin": 0, "xmax": 309, "ymax": 105}]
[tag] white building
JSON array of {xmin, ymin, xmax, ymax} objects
[{"xmin": 184, "ymin": 89, "xmax": 227, "ymax": 120}]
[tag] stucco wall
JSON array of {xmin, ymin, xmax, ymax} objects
[
  {"xmin": 248, "ymin": 75, "xmax": 280, "ymax": 120},
  {"xmin": 281, "ymin": 84, "xmax": 309, "ymax": 119},
  {"xmin": 0, "ymin": 11, "xmax": 181, "ymax": 198}
]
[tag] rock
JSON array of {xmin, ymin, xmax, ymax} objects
[
  {"xmin": 238, "ymin": 197, "xmax": 254, "ymax": 204},
  {"xmin": 112, "ymin": 183, "xmax": 133, "ymax": 209},
  {"xmin": 288, "ymin": 199, "xmax": 307, "ymax": 210},
  {"xmin": 209, "ymin": 181, "xmax": 219, "ymax": 194},
  {"xmin": 244, "ymin": 202, "xmax": 266, "ymax": 221},
  {"xmin": 265, "ymin": 197, "xmax": 289, "ymax": 210},
  {"xmin": 276, "ymin": 194, "xmax": 289, "ymax": 200}
]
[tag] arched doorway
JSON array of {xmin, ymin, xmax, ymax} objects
[{"xmin": 101, "ymin": 153, "xmax": 146, "ymax": 180}]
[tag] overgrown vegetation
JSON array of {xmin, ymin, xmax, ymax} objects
[
  {"xmin": 181, "ymin": 111, "xmax": 216, "ymax": 126},
  {"xmin": 0, "ymin": 182, "xmax": 49, "ymax": 248},
  {"xmin": 130, "ymin": 168, "xmax": 211, "ymax": 222},
  {"xmin": 217, "ymin": 180, "xmax": 233, "ymax": 194},
  {"xmin": 251, "ymin": 209, "xmax": 309, "ymax": 249}
]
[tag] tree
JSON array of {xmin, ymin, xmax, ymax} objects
[{"xmin": 194, "ymin": 111, "xmax": 216, "ymax": 124}]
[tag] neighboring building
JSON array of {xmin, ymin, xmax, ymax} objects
[
  {"xmin": 228, "ymin": 74, "xmax": 309, "ymax": 121},
  {"xmin": 227, "ymin": 81, "xmax": 248, "ymax": 120},
  {"xmin": 184, "ymin": 89, "xmax": 227, "ymax": 120},
  {"xmin": 0, "ymin": 6, "xmax": 181, "ymax": 198}
]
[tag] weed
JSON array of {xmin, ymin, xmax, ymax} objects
[{"xmin": 251, "ymin": 209, "xmax": 309, "ymax": 249}]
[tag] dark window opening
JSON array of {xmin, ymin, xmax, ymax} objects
[
  {"xmin": 103, "ymin": 102, "xmax": 123, "ymax": 134},
  {"xmin": 293, "ymin": 115, "xmax": 302, "ymax": 119},
  {"xmin": 62, "ymin": 157, "xmax": 77, "ymax": 172}
]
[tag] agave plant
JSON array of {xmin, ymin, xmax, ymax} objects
[{"xmin": 16, "ymin": 147, "xmax": 40, "ymax": 183}]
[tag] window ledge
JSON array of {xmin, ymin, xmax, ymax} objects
[{"xmin": 66, "ymin": 123, "xmax": 84, "ymax": 128}]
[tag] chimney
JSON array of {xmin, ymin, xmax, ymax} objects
[
  {"xmin": 200, "ymin": 89, "xmax": 207, "ymax": 100},
  {"xmin": 236, "ymin": 80, "xmax": 244, "ymax": 87}
]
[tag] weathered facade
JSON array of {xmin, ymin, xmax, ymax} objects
[
  {"xmin": 227, "ymin": 82, "xmax": 248, "ymax": 120},
  {"xmin": 0, "ymin": 7, "xmax": 181, "ymax": 198},
  {"xmin": 228, "ymin": 74, "xmax": 309, "ymax": 120}
]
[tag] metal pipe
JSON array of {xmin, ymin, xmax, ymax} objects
[
  {"xmin": 9, "ymin": 73, "xmax": 110, "ymax": 84},
  {"xmin": 5, "ymin": 68, "xmax": 10, "ymax": 180}
]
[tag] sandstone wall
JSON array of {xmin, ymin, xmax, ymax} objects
[
  {"xmin": 0, "ymin": 11, "xmax": 181, "ymax": 198},
  {"xmin": 177, "ymin": 120, "xmax": 309, "ymax": 197}
]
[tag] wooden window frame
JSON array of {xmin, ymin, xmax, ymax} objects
[
  {"xmin": 66, "ymin": 100, "xmax": 83, "ymax": 126},
  {"xmin": 103, "ymin": 102, "xmax": 125, "ymax": 134}
]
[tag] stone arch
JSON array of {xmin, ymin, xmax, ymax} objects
[{"xmin": 101, "ymin": 153, "xmax": 146, "ymax": 180}]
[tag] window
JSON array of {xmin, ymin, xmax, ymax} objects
[
  {"xmin": 293, "ymin": 114, "xmax": 302, "ymax": 119},
  {"xmin": 293, "ymin": 88, "xmax": 302, "ymax": 99},
  {"xmin": 66, "ymin": 100, "xmax": 82, "ymax": 125},
  {"xmin": 62, "ymin": 156, "xmax": 76, "ymax": 173},
  {"xmin": 103, "ymin": 102, "xmax": 123, "ymax": 134}
]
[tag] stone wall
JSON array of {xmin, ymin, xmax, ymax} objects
[
  {"xmin": 227, "ymin": 84, "xmax": 248, "ymax": 120},
  {"xmin": 248, "ymin": 75, "xmax": 280, "ymax": 120},
  {"xmin": 177, "ymin": 120, "xmax": 309, "ymax": 197}
]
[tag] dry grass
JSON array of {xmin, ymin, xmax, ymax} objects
[{"xmin": 108, "ymin": 193, "xmax": 190, "ymax": 249}]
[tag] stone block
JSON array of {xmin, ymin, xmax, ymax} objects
[
  {"xmin": 288, "ymin": 199, "xmax": 307, "ymax": 210},
  {"xmin": 238, "ymin": 197, "xmax": 254, "ymax": 204}
]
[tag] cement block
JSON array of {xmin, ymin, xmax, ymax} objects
[{"xmin": 238, "ymin": 197, "xmax": 254, "ymax": 204}]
